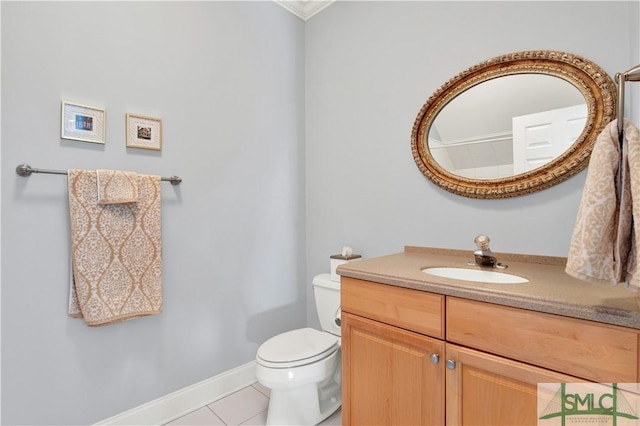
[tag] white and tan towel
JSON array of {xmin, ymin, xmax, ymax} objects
[
  {"xmin": 68, "ymin": 169, "xmax": 163, "ymax": 326},
  {"xmin": 566, "ymin": 119, "xmax": 640, "ymax": 288},
  {"xmin": 96, "ymin": 169, "xmax": 138, "ymax": 204},
  {"xmin": 623, "ymin": 120, "xmax": 640, "ymax": 288}
]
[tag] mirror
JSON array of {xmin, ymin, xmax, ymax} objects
[{"xmin": 411, "ymin": 50, "xmax": 617, "ymax": 198}]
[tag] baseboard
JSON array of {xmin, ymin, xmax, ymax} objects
[{"xmin": 96, "ymin": 361, "xmax": 257, "ymax": 425}]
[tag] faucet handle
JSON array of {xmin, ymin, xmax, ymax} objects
[{"xmin": 474, "ymin": 235, "xmax": 491, "ymax": 250}]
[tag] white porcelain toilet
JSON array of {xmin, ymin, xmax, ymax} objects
[{"xmin": 256, "ymin": 273, "xmax": 341, "ymax": 425}]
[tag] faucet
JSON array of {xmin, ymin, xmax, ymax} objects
[{"xmin": 469, "ymin": 235, "xmax": 507, "ymax": 269}]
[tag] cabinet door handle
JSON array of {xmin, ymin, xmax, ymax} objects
[
  {"xmin": 446, "ymin": 359, "xmax": 457, "ymax": 370},
  {"xmin": 429, "ymin": 354, "xmax": 440, "ymax": 364}
]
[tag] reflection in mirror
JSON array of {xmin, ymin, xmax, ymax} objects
[
  {"xmin": 429, "ymin": 75, "xmax": 586, "ymax": 179},
  {"xmin": 411, "ymin": 51, "xmax": 617, "ymax": 199}
]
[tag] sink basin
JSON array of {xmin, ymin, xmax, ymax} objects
[{"xmin": 422, "ymin": 267, "xmax": 528, "ymax": 284}]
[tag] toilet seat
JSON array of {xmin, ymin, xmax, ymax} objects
[{"xmin": 257, "ymin": 328, "xmax": 339, "ymax": 369}]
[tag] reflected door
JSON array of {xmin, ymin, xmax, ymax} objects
[{"xmin": 512, "ymin": 104, "xmax": 587, "ymax": 174}]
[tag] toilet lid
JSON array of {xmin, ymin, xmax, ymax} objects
[{"xmin": 257, "ymin": 328, "xmax": 339, "ymax": 366}]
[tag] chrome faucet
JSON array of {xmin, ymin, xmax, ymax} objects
[{"xmin": 469, "ymin": 235, "xmax": 507, "ymax": 269}]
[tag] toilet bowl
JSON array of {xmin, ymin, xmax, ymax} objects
[{"xmin": 255, "ymin": 274, "xmax": 341, "ymax": 425}]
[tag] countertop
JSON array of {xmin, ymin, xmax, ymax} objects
[{"xmin": 336, "ymin": 246, "xmax": 640, "ymax": 330}]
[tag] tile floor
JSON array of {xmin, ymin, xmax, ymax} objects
[{"xmin": 165, "ymin": 382, "xmax": 342, "ymax": 426}]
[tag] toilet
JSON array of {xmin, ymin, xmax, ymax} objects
[{"xmin": 256, "ymin": 273, "xmax": 341, "ymax": 425}]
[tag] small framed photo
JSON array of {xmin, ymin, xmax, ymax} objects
[
  {"xmin": 126, "ymin": 113, "xmax": 162, "ymax": 151},
  {"xmin": 61, "ymin": 101, "xmax": 106, "ymax": 144}
]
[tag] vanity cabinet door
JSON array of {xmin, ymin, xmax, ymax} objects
[
  {"xmin": 342, "ymin": 312, "xmax": 445, "ymax": 426},
  {"xmin": 445, "ymin": 343, "xmax": 583, "ymax": 426}
]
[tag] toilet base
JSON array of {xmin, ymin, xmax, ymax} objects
[
  {"xmin": 256, "ymin": 327, "xmax": 342, "ymax": 425},
  {"xmin": 265, "ymin": 379, "xmax": 341, "ymax": 425}
]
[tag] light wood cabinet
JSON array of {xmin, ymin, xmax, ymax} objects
[
  {"xmin": 341, "ymin": 276, "xmax": 444, "ymax": 338},
  {"xmin": 445, "ymin": 343, "xmax": 582, "ymax": 425},
  {"xmin": 341, "ymin": 312, "xmax": 445, "ymax": 425},
  {"xmin": 341, "ymin": 277, "xmax": 640, "ymax": 425},
  {"xmin": 446, "ymin": 297, "xmax": 639, "ymax": 383}
]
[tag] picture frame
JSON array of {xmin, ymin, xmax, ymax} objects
[
  {"xmin": 126, "ymin": 113, "xmax": 162, "ymax": 151},
  {"xmin": 61, "ymin": 101, "xmax": 106, "ymax": 144}
]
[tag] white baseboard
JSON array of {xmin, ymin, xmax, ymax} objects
[{"xmin": 96, "ymin": 361, "xmax": 257, "ymax": 425}]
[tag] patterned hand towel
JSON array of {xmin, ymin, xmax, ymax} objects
[
  {"xmin": 622, "ymin": 120, "xmax": 640, "ymax": 289},
  {"xmin": 566, "ymin": 119, "xmax": 640, "ymax": 287},
  {"xmin": 68, "ymin": 170, "xmax": 162, "ymax": 326},
  {"xmin": 96, "ymin": 169, "xmax": 138, "ymax": 204}
]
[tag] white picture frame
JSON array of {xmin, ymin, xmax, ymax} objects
[{"xmin": 61, "ymin": 101, "xmax": 106, "ymax": 144}]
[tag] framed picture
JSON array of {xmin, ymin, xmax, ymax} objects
[
  {"xmin": 126, "ymin": 113, "xmax": 162, "ymax": 151},
  {"xmin": 61, "ymin": 101, "xmax": 106, "ymax": 144}
]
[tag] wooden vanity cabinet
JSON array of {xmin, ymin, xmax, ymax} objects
[
  {"xmin": 341, "ymin": 277, "xmax": 640, "ymax": 426},
  {"xmin": 446, "ymin": 297, "xmax": 640, "ymax": 383},
  {"xmin": 341, "ymin": 277, "xmax": 445, "ymax": 338},
  {"xmin": 444, "ymin": 297, "xmax": 639, "ymax": 425},
  {"xmin": 342, "ymin": 312, "xmax": 445, "ymax": 425},
  {"xmin": 341, "ymin": 277, "xmax": 446, "ymax": 425},
  {"xmin": 445, "ymin": 343, "xmax": 582, "ymax": 425}
]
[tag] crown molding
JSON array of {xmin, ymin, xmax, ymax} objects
[{"xmin": 274, "ymin": 0, "xmax": 335, "ymax": 21}]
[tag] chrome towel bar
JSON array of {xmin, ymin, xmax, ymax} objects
[{"xmin": 15, "ymin": 164, "xmax": 182, "ymax": 185}]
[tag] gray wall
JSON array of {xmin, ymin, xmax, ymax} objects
[
  {"xmin": 305, "ymin": 1, "xmax": 640, "ymax": 324},
  {"xmin": 2, "ymin": 1, "xmax": 640, "ymax": 425},
  {"xmin": 1, "ymin": 2, "xmax": 305, "ymax": 425}
]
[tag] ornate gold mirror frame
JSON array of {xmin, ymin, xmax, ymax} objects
[{"xmin": 411, "ymin": 50, "xmax": 617, "ymax": 199}]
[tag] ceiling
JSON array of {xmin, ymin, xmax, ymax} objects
[{"xmin": 273, "ymin": 0, "xmax": 336, "ymax": 20}]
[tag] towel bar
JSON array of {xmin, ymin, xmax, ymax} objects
[
  {"xmin": 15, "ymin": 164, "xmax": 182, "ymax": 185},
  {"xmin": 616, "ymin": 63, "xmax": 640, "ymax": 141}
]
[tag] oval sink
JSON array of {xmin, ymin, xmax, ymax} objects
[{"xmin": 422, "ymin": 267, "xmax": 528, "ymax": 284}]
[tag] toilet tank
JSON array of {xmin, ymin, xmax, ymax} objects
[{"xmin": 312, "ymin": 273, "xmax": 341, "ymax": 337}]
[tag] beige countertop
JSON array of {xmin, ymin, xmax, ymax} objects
[{"xmin": 337, "ymin": 246, "xmax": 640, "ymax": 330}]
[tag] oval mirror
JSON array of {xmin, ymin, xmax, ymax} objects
[{"xmin": 411, "ymin": 50, "xmax": 617, "ymax": 198}]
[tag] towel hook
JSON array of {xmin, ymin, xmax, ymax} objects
[{"xmin": 615, "ymin": 64, "xmax": 640, "ymax": 142}]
